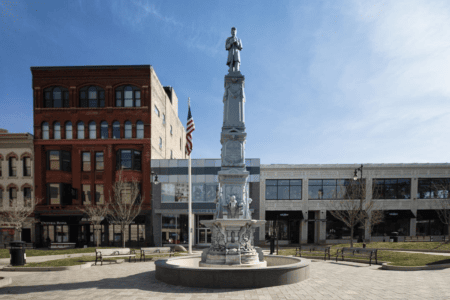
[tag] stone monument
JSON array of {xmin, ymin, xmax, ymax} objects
[{"xmin": 200, "ymin": 27, "xmax": 266, "ymax": 268}]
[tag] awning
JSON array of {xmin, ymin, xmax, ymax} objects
[{"xmin": 265, "ymin": 210, "xmax": 304, "ymax": 221}]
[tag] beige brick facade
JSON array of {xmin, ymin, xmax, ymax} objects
[
  {"xmin": 150, "ymin": 68, "xmax": 186, "ymax": 160},
  {"xmin": 0, "ymin": 129, "xmax": 34, "ymax": 244}
]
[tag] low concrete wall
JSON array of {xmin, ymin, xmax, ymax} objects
[{"xmin": 155, "ymin": 255, "xmax": 310, "ymax": 289}]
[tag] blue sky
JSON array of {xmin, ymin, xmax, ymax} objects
[{"xmin": 1, "ymin": 0, "xmax": 450, "ymax": 164}]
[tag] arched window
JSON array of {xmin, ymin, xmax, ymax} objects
[
  {"xmin": 124, "ymin": 121, "xmax": 132, "ymax": 139},
  {"xmin": 77, "ymin": 122, "xmax": 85, "ymax": 139},
  {"xmin": 65, "ymin": 122, "xmax": 72, "ymax": 139},
  {"xmin": 136, "ymin": 121, "xmax": 144, "ymax": 139},
  {"xmin": 89, "ymin": 121, "xmax": 96, "ymax": 139},
  {"xmin": 113, "ymin": 121, "xmax": 120, "ymax": 139},
  {"xmin": 115, "ymin": 85, "xmax": 141, "ymax": 107},
  {"xmin": 101, "ymin": 121, "xmax": 108, "ymax": 139},
  {"xmin": 42, "ymin": 122, "xmax": 49, "ymax": 140},
  {"xmin": 88, "ymin": 87, "xmax": 97, "ymax": 108},
  {"xmin": 54, "ymin": 122, "xmax": 61, "ymax": 139},
  {"xmin": 124, "ymin": 86, "xmax": 133, "ymax": 107},
  {"xmin": 43, "ymin": 86, "xmax": 69, "ymax": 108},
  {"xmin": 79, "ymin": 86, "xmax": 105, "ymax": 108},
  {"xmin": 53, "ymin": 88, "xmax": 62, "ymax": 108}
]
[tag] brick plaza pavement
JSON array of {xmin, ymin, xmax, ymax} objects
[{"xmin": 0, "ymin": 259, "xmax": 449, "ymax": 300}]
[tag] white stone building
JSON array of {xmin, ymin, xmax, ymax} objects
[
  {"xmin": 0, "ymin": 129, "xmax": 34, "ymax": 246},
  {"xmin": 259, "ymin": 163, "xmax": 450, "ymax": 245}
]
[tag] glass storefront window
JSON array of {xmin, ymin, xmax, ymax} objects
[
  {"xmin": 193, "ymin": 184, "xmax": 205, "ymax": 202},
  {"xmin": 264, "ymin": 220, "xmax": 288, "ymax": 240},
  {"xmin": 266, "ymin": 179, "xmax": 302, "ymax": 200},
  {"xmin": 162, "ymin": 183, "xmax": 217, "ymax": 203},
  {"xmin": 162, "ymin": 184, "xmax": 175, "ymax": 203},
  {"xmin": 196, "ymin": 215, "xmax": 213, "ymax": 244},
  {"xmin": 162, "ymin": 214, "xmax": 191, "ymax": 244},
  {"xmin": 162, "ymin": 215, "xmax": 179, "ymax": 244}
]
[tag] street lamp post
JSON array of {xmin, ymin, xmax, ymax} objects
[
  {"xmin": 151, "ymin": 172, "xmax": 160, "ymax": 246},
  {"xmin": 353, "ymin": 164, "xmax": 364, "ymax": 243}
]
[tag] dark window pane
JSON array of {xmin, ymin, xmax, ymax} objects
[
  {"xmin": 309, "ymin": 185, "xmax": 322, "ymax": 199},
  {"xmin": 290, "ymin": 185, "xmax": 301, "ymax": 199},
  {"xmin": 323, "ymin": 186, "xmax": 336, "ymax": 199},
  {"xmin": 64, "ymin": 91, "xmax": 69, "ymax": 107},
  {"xmin": 101, "ymin": 122, "xmax": 108, "ymax": 139},
  {"xmin": 134, "ymin": 151, "xmax": 141, "ymax": 170},
  {"xmin": 99, "ymin": 91, "xmax": 105, "ymax": 99},
  {"xmin": 62, "ymin": 151, "xmax": 71, "ymax": 172},
  {"xmin": 136, "ymin": 121, "xmax": 144, "ymax": 138},
  {"xmin": 120, "ymin": 150, "xmax": 132, "ymax": 169},
  {"xmin": 290, "ymin": 180, "xmax": 302, "ymax": 186},
  {"xmin": 124, "ymin": 86, "xmax": 133, "ymax": 107},
  {"xmin": 113, "ymin": 122, "xmax": 120, "ymax": 138},
  {"xmin": 125, "ymin": 121, "xmax": 132, "ymax": 138},
  {"xmin": 266, "ymin": 180, "xmax": 277, "ymax": 186},
  {"xmin": 397, "ymin": 179, "xmax": 411, "ymax": 199},
  {"xmin": 96, "ymin": 152, "xmax": 104, "ymax": 171},
  {"xmin": 278, "ymin": 180, "xmax": 289, "ymax": 186},
  {"xmin": 89, "ymin": 99, "xmax": 98, "ymax": 107},
  {"xmin": 266, "ymin": 186, "xmax": 277, "ymax": 200},
  {"xmin": 278, "ymin": 186, "xmax": 289, "ymax": 199},
  {"xmin": 100, "ymin": 99, "xmax": 105, "ymax": 107}
]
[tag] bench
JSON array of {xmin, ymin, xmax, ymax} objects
[
  {"xmin": 336, "ymin": 247, "xmax": 378, "ymax": 266},
  {"xmin": 295, "ymin": 245, "xmax": 331, "ymax": 261},
  {"xmin": 140, "ymin": 247, "xmax": 174, "ymax": 262},
  {"xmin": 95, "ymin": 248, "xmax": 137, "ymax": 266}
]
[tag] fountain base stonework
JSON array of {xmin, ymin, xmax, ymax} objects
[{"xmin": 199, "ymin": 219, "xmax": 266, "ymax": 268}]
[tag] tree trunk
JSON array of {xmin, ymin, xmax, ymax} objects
[
  {"xmin": 122, "ymin": 225, "xmax": 126, "ymax": 248},
  {"xmin": 448, "ymin": 224, "xmax": 450, "ymax": 243},
  {"xmin": 350, "ymin": 226, "xmax": 354, "ymax": 248},
  {"xmin": 96, "ymin": 228, "xmax": 100, "ymax": 248}
]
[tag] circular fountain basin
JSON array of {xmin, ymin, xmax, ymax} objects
[{"xmin": 155, "ymin": 255, "xmax": 310, "ymax": 289}]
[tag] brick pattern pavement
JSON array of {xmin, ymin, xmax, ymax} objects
[{"xmin": 0, "ymin": 259, "xmax": 449, "ymax": 299}]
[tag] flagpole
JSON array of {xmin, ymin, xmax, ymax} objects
[{"xmin": 188, "ymin": 98, "xmax": 193, "ymax": 255}]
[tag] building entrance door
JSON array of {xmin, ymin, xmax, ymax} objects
[
  {"xmin": 289, "ymin": 220, "xmax": 300, "ymax": 244},
  {"xmin": 307, "ymin": 221, "xmax": 315, "ymax": 244},
  {"xmin": 196, "ymin": 215, "xmax": 213, "ymax": 245}
]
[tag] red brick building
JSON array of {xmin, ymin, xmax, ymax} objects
[{"xmin": 31, "ymin": 65, "xmax": 183, "ymax": 247}]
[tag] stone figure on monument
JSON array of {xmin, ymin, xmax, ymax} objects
[
  {"xmin": 226, "ymin": 27, "xmax": 243, "ymax": 73},
  {"xmin": 214, "ymin": 185, "xmax": 222, "ymax": 219},
  {"xmin": 226, "ymin": 195, "xmax": 241, "ymax": 219}
]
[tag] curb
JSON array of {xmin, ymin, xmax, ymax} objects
[
  {"xmin": 377, "ymin": 248, "xmax": 450, "ymax": 253},
  {"xmin": 0, "ymin": 277, "xmax": 12, "ymax": 288},
  {"xmin": 381, "ymin": 262, "xmax": 450, "ymax": 271},
  {"xmin": 1, "ymin": 262, "xmax": 94, "ymax": 272}
]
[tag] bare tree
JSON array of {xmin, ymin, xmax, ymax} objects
[
  {"xmin": 2, "ymin": 196, "xmax": 40, "ymax": 241},
  {"xmin": 364, "ymin": 209, "xmax": 384, "ymax": 243},
  {"xmin": 328, "ymin": 180, "xmax": 367, "ymax": 248},
  {"xmin": 108, "ymin": 169, "xmax": 144, "ymax": 248},
  {"xmin": 79, "ymin": 204, "xmax": 109, "ymax": 248},
  {"xmin": 430, "ymin": 179, "xmax": 450, "ymax": 244}
]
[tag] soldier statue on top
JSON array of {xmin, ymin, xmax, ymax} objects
[{"xmin": 226, "ymin": 27, "xmax": 243, "ymax": 73}]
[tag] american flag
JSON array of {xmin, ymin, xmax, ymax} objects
[{"xmin": 185, "ymin": 103, "xmax": 195, "ymax": 156}]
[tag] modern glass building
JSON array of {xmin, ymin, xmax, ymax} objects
[{"xmin": 151, "ymin": 158, "xmax": 261, "ymax": 247}]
